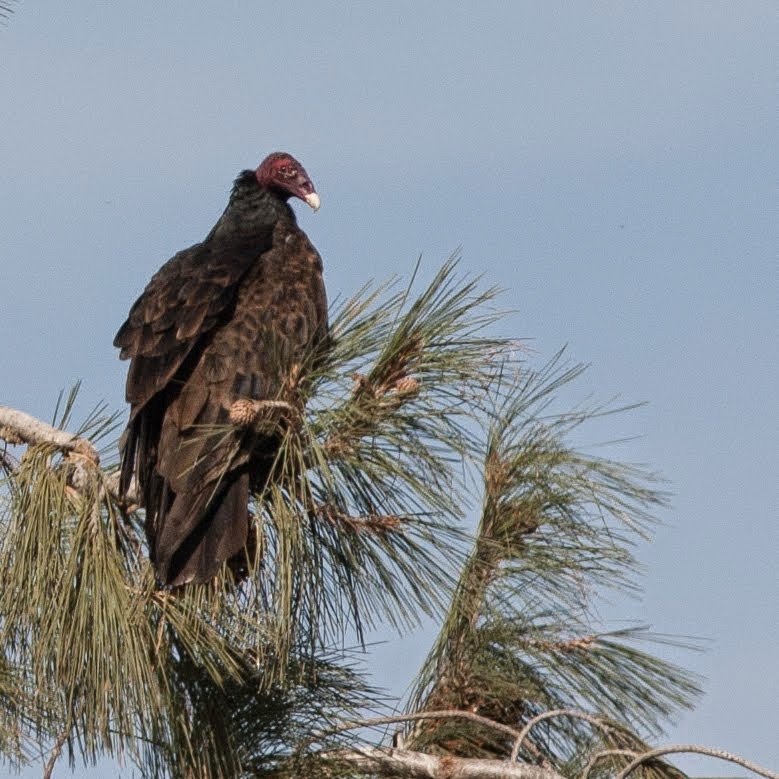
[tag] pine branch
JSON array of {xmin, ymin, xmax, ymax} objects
[
  {"xmin": 580, "ymin": 750, "xmax": 639, "ymax": 779},
  {"xmin": 324, "ymin": 746, "xmax": 563, "ymax": 779},
  {"xmin": 510, "ymin": 709, "xmax": 617, "ymax": 762},
  {"xmin": 615, "ymin": 745, "xmax": 779, "ymax": 779},
  {"xmin": 311, "ymin": 709, "xmax": 523, "ymax": 745},
  {"xmin": 304, "ymin": 707, "xmax": 779, "ymax": 779},
  {"xmin": 406, "ymin": 352, "xmax": 700, "ymax": 771},
  {"xmin": 316, "ymin": 741, "xmax": 779, "ymax": 779},
  {"xmin": 0, "ymin": 402, "xmax": 136, "ymax": 504},
  {"xmin": 0, "ymin": 404, "xmax": 99, "ymax": 462},
  {"xmin": 42, "ymin": 728, "xmax": 69, "ymax": 779}
]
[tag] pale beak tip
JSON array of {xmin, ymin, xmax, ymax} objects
[{"xmin": 304, "ymin": 192, "xmax": 321, "ymax": 212}]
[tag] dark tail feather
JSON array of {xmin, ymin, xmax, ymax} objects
[
  {"xmin": 155, "ymin": 470, "xmax": 251, "ymax": 587},
  {"xmin": 119, "ymin": 404, "xmax": 165, "ymax": 505},
  {"xmin": 118, "ymin": 422, "xmax": 137, "ymax": 499}
]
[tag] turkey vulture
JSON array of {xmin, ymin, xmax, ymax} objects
[{"xmin": 115, "ymin": 152, "xmax": 328, "ymax": 586}]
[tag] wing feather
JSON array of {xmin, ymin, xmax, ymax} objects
[{"xmin": 114, "ymin": 239, "xmax": 264, "ymax": 415}]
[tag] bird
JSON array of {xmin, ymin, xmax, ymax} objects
[{"xmin": 114, "ymin": 152, "xmax": 328, "ymax": 587}]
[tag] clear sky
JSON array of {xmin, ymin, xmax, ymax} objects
[{"xmin": 1, "ymin": 3, "xmax": 776, "ymax": 776}]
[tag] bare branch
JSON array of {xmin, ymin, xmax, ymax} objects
[
  {"xmin": 511, "ymin": 709, "xmax": 616, "ymax": 762},
  {"xmin": 615, "ymin": 744, "xmax": 779, "ymax": 779},
  {"xmin": 580, "ymin": 749, "xmax": 639, "ymax": 779},
  {"xmin": 328, "ymin": 746, "xmax": 564, "ymax": 779},
  {"xmin": 42, "ymin": 728, "xmax": 69, "ymax": 779},
  {"xmin": 311, "ymin": 709, "xmax": 522, "ymax": 745},
  {"xmin": 0, "ymin": 404, "xmax": 138, "ymax": 505},
  {"xmin": 0, "ymin": 405, "xmax": 98, "ymax": 462}
]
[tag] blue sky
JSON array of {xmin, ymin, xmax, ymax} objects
[{"xmin": 1, "ymin": 3, "xmax": 776, "ymax": 776}]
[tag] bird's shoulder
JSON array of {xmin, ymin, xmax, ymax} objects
[
  {"xmin": 239, "ymin": 219, "xmax": 327, "ymax": 330},
  {"xmin": 114, "ymin": 228, "xmax": 273, "ymax": 358}
]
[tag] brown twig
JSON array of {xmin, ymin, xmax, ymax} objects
[
  {"xmin": 317, "ymin": 504, "xmax": 404, "ymax": 534},
  {"xmin": 42, "ymin": 727, "xmax": 70, "ymax": 779}
]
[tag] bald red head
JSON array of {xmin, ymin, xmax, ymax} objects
[{"xmin": 256, "ymin": 152, "xmax": 320, "ymax": 211}]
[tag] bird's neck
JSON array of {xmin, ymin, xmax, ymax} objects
[{"xmin": 207, "ymin": 170, "xmax": 296, "ymax": 241}]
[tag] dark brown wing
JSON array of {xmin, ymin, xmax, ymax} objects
[
  {"xmin": 131, "ymin": 219, "xmax": 328, "ymax": 585},
  {"xmin": 114, "ymin": 231, "xmax": 272, "ymax": 412},
  {"xmin": 114, "ymin": 228, "xmax": 275, "ymax": 506}
]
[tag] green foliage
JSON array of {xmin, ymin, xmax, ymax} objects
[
  {"xmin": 0, "ymin": 258, "xmax": 703, "ymax": 777},
  {"xmin": 406, "ymin": 351, "xmax": 702, "ymax": 777}
]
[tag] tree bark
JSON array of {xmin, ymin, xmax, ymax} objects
[{"xmin": 329, "ymin": 746, "xmax": 563, "ymax": 779}]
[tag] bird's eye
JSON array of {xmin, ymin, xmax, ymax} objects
[{"xmin": 278, "ymin": 165, "xmax": 297, "ymax": 179}]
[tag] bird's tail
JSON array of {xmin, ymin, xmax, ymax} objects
[{"xmin": 154, "ymin": 469, "xmax": 251, "ymax": 587}]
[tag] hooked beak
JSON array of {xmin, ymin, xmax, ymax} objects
[{"xmin": 304, "ymin": 192, "xmax": 321, "ymax": 212}]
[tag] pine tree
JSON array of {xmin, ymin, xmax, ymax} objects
[{"xmin": 0, "ymin": 258, "xmax": 774, "ymax": 779}]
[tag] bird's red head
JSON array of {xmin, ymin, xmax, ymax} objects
[{"xmin": 255, "ymin": 152, "xmax": 320, "ymax": 211}]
